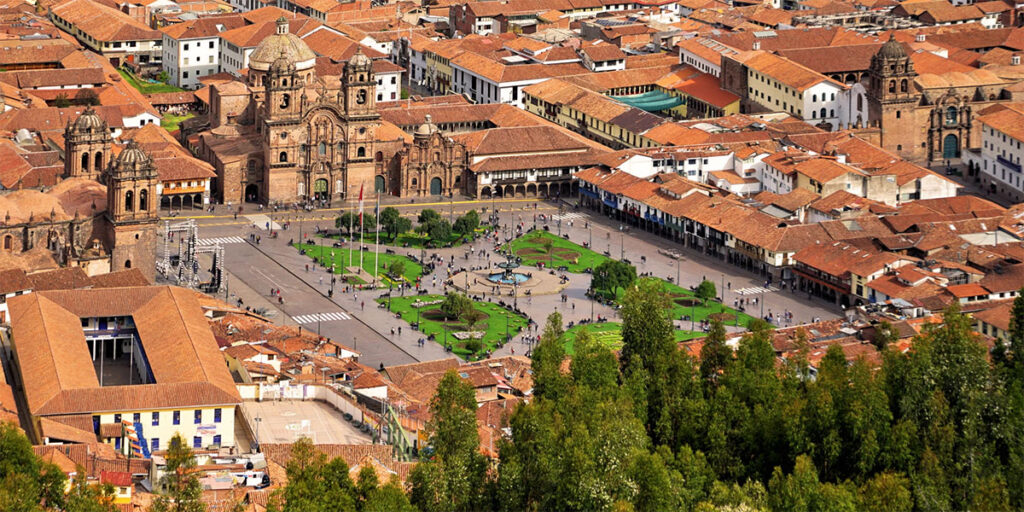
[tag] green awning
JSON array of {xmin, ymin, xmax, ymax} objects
[{"xmin": 611, "ymin": 90, "xmax": 682, "ymax": 112}]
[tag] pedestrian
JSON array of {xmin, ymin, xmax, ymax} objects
[
  {"xmin": 398, "ymin": 326, "xmax": 402, "ymax": 335},
  {"xmin": 391, "ymin": 327, "xmax": 395, "ymax": 336},
  {"xmin": 319, "ymin": 276, "xmax": 323, "ymax": 285},
  {"xmin": 305, "ymin": 264, "xmax": 309, "ymax": 272},
  {"xmin": 361, "ymin": 301, "xmax": 365, "ymax": 311}
]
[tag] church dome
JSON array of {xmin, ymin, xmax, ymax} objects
[
  {"xmin": 117, "ymin": 139, "xmax": 151, "ymax": 169},
  {"xmin": 347, "ymin": 47, "xmax": 372, "ymax": 70},
  {"xmin": 73, "ymin": 107, "xmax": 106, "ymax": 132},
  {"xmin": 877, "ymin": 34, "xmax": 907, "ymax": 60},
  {"xmin": 415, "ymin": 115, "xmax": 438, "ymax": 137},
  {"xmin": 249, "ymin": 17, "xmax": 316, "ymax": 72}
]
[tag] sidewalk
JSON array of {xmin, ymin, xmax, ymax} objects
[{"xmin": 246, "ymin": 230, "xmax": 455, "ymax": 363}]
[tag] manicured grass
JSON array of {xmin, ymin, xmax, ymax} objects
[
  {"xmin": 655, "ymin": 279, "xmax": 761, "ymax": 328},
  {"xmin": 297, "ymin": 243, "xmax": 422, "ymax": 286},
  {"xmin": 326, "ymin": 230, "xmax": 476, "ymax": 249},
  {"xmin": 560, "ymin": 322, "xmax": 702, "ymax": 355},
  {"xmin": 161, "ymin": 112, "xmax": 194, "ymax": 131},
  {"xmin": 381, "ymin": 294, "xmax": 528, "ymax": 359},
  {"xmin": 118, "ymin": 69, "xmax": 185, "ymax": 94},
  {"xmin": 504, "ymin": 231, "xmax": 610, "ymax": 272}
]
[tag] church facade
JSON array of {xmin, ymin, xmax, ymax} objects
[
  {"xmin": 865, "ymin": 35, "xmax": 1012, "ymax": 166},
  {"xmin": 195, "ymin": 18, "xmax": 470, "ymax": 205},
  {"xmin": 0, "ymin": 107, "xmax": 159, "ymax": 278}
]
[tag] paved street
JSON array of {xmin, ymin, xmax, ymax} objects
[{"xmin": 177, "ymin": 197, "xmax": 839, "ymax": 366}]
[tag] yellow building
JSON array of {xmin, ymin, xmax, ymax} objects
[
  {"xmin": 523, "ymin": 78, "xmax": 663, "ymax": 149},
  {"xmin": 6, "ymin": 286, "xmax": 241, "ymax": 455}
]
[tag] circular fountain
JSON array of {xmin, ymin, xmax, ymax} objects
[{"xmin": 488, "ymin": 254, "xmax": 530, "ymax": 284}]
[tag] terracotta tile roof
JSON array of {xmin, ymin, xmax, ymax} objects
[
  {"xmin": 88, "ymin": 269, "xmax": 151, "ymax": 288},
  {"xmin": 741, "ymin": 50, "xmax": 843, "ymax": 92},
  {"xmin": 451, "ymin": 125, "xmax": 588, "ymax": 156},
  {"xmin": 39, "ymin": 416, "xmax": 97, "ymax": 443},
  {"xmin": 973, "ymin": 301, "xmax": 1012, "ymax": 331},
  {"xmin": 794, "ymin": 241, "xmax": 902, "ymax": 278},
  {"xmin": 26, "ymin": 267, "xmax": 90, "ymax": 291},
  {"xmin": 160, "ymin": 15, "xmax": 245, "ymax": 40},
  {"xmin": 469, "ymin": 149, "xmax": 605, "ymax": 173},
  {"xmin": 0, "ymin": 268, "xmax": 32, "ymax": 295},
  {"xmin": 50, "ymin": 0, "xmax": 161, "ymax": 42},
  {"xmin": 581, "ymin": 42, "xmax": 625, "ymax": 62},
  {"xmin": 8, "ymin": 286, "xmax": 240, "ymax": 416},
  {"xmin": 948, "ymin": 282, "xmax": 990, "ymax": 298},
  {"xmin": 0, "ymin": 38, "xmax": 76, "ymax": 66},
  {"xmin": 978, "ymin": 263, "xmax": 1024, "ymax": 294}
]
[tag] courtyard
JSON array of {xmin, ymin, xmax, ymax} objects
[{"xmin": 241, "ymin": 400, "xmax": 372, "ymax": 446}]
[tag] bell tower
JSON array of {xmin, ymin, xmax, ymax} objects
[
  {"xmin": 266, "ymin": 49, "xmax": 302, "ymax": 122},
  {"xmin": 105, "ymin": 139, "xmax": 158, "ymax": 278},
  {"xmin": 343, "ymin": 48, "xmax": 377, "ymax": 119},
  {"xmin": 867, "ymin": 35, "xmax": 921, "ymax": 160},
  {"xmin": 64, "ymin": 106, "xmax": 112, "ymax": 180},
  {"xmin": 342, "ymin": 48, "xmax": 381, "ymax": 199}
]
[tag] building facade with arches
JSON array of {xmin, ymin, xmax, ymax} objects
[
  {"xmin": 0, "ymin": 108, "xmax": 159, "ymax": 279},
  {"xmin": 865, "ymin": 35, "xmax": 1013, "ymax": 166}
]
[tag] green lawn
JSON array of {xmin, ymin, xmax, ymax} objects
[
  {"xmin": 324, "ymin": 228, "xmax": 481, "ymax": 249},
  {"xmin": 560, "ymin": 322, "xmax": 703, "ymax": 355},
  {"xmin": 655, "ymin": 279, "xmax": 761, "ymax": 328},
  {"xmin": 161, "ymin": 112, "xmax": 194, "ymax": 131},
  {"xmin": 381, "ymin": 294, "xmax": 528, "ymax": 359},
  {"xmin": 118, "ymin": 68, "xmax": 185, "ymax": 94},
  {"xmin": 504, "ymin": 231, "xmax": 610, "ymax": 272},
  {"xmin": 297, "ymin": 243, "xmax": 422, "ymax": 286}
]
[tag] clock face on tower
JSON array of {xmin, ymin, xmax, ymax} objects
[{"xmin": 357, "ymin": 90, "xmax": 366, "ymax": 105}]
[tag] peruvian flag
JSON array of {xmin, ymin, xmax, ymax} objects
[{"xmin": 358, "ymin": 182, "xmax": 365, "ymax": 225}]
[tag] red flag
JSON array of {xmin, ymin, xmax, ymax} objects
[{"xmin": 358, "ymin": 183, "xmax": 364, "ymax": 225}]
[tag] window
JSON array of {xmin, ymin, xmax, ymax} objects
[
  {"xmin": 900, "ymin": 79, "xmax": 908, "ymax": 93},
  {"xmin": 133, "ymin": 413, "xmax": 140, "ymax": 423},
  {"xmin": 214, "ymin": 408, "xmax": 222, "ymax": 423},
  {"xmin": 124, "ymin": 190, "xmax": 133, "ymax": 211},
  {"xmin": 115, "ymin": 437, "xmax": 121, "ymax": 450},
  {"xmin": 357, "ymin": 146, "xmax": 366, "ymax": 158},
  {"xmin": 151, "ymin": 438, "xmax": 159, "ymax": 452},
  {"xmin": 184, "ymin": 43, "xmax": 189, "ymax": 51},
  {"xmin": 946, "ymin": 106, "xmax": 958, "ymax": 124},
  {"xmin": 213, "ymin": 435, "xmax": 222, "ymax": 446},
  {"xmin": 183, "ymin": 71, "xmax": 188, "ymax": 78},
  {"xmin": 152, "ymin": 412, "xmax": 159, "ymax": 426},
  {"xmin": 209, "ymin": 41, "xmax": 214, "ymax": 48},
  {"xmin": 173, "ymin": 411, "xmax": 180, "ymax": 425},
  {"xmin": 113, "ymin": 414, "xmax": 121, "ymax": 424},
  {"xmin": 896, "ymin": 110, "xmax": 901, "ymax": 119},
  {"xmin": 888, "ymin": 80, "xmax": 895, "ymax": 93},
  {"xmin": 194, "ymin": 410, "xmax": 202, "ymax": 424},
  {"xmin": 318, "ymin": 142, "xmax": 326, "ymax": 155},
  {"xmin": 279, "ymin": 151, "xmax": 288, "ymax": 163},
  {"xmin": 193, "ymin": 436, "xmax": 202, "ymax": 449}
]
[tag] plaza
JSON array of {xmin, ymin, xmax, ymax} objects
[{"xmin": 191, "ymin": 197, "xmax": 840, "ymax": 368}]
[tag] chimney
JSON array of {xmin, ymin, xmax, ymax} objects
[
  {"xmin": 752, "ymin": 41, "xmax": 761, "ymax": 50},
  {"xmin": 915, "ymin": 33, "xmax": 925, "ymax": 42}
]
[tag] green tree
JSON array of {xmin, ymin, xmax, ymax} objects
[
  {"xmin": 440, "ymin": 292, "xmax": 473, "ymax": 321},
  {"xmin": 268, "ymin": 437, "xmax": 357, "ymax": 512},
  {"xmin": 409, "ymin": 371, "xmax": 488, "ymax": 512},
  {"xmin": 336, "ymin": 212, "xmax": 357, "ymax": 235},
  {"xmin": 699, "ymin": 318, "xmax": 731, "ymax": 386},
  {"xmin": 872, "ymin": 320, "xmax": 899, "ymax": 351},
  {"xmin": 418, "ymin": 209, "xmax": 441, "ymax": 225},
  {"xmin": 379, "ymin": 207, "xmax": 411, "ymax": 241},
  {"xmin": 857, "ymin": 472, "xmax": 912, "ymax": 512},
  {"xmin": 54, "ymin": 93, "xmax": 70, "ymax": 108},
  {"xmin": 0, "ymin": 421, "xmax": 68, "ymax": 512},
  {"xmin": 355, "ymin": 465, "xmax": 379, "ymax": 510},
  {"xmin": 453, "ymin": 211, "xmax": 479, "ymax": 237},
  {"xmin": 427, "ymin": 219, "xmax": 453, "ymax": 243},
  {"xmin": 531, "ymin": 311, "xmax": 570, "ymax": 402},
  {"xmin": 65, "ymin": 470, "xmax": 116, "ymax": 512},
  {"xmin": 694, "ymin": 280, "xmax": 717, "ymax": 305},
  {"xmin": 387, "ymin": 259, "xmax": 407, "ymax": 280},
  {"xmin": 463, "ymin": 308, "xmax": 486, "ymax": 332},
  {"xmin": 591, "ymin": 259, "xmax": 636, "ymax": 297},
  {"xmin": 363, "ymin": 482, "xmax": 416, "ymax": 512},
  {"xmin": 152, "ymin": 434, "xmax": 205, "ymax": 512}
]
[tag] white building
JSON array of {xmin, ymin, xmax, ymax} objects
[
  {"xmin": 161, "ymin": 16, "xmax": 245, "ymax": 89},
  {"xmin": 968, "ymin": 105, "xmax": 1024, "ymax": 203}
]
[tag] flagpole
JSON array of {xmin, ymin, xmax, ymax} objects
[
  {"xmin": 374, "ymin": 193, "xmax": 381, "ymax": 286},
  {"xmin": 348, "ymin": 191, "xmax": 354, "ymax": 270},
  {"xmin": 359, "ymin": 182, "xmax": 365, "ymax": 270}
]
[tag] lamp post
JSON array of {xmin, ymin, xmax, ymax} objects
[
  {"xmin": 721, "ymin": 273, "xmax": 725, "ymax": 314},
  {"xmin": 620, "ymin": 233, "xmax": 624, "ymax": 260}
]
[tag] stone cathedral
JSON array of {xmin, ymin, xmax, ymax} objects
[{"xmin": 195, "ymin": 17, "xmax": 469, "ymax": 204}]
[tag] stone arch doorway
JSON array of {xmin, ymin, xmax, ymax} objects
[
  {"xmin": 375, "ymin": 175, "xmax": 386, "ymax": 193},
  {"xmin": 429, "ymin": 177, "xmax": 442, "ymax": 195},
  {"xmin": 313, "ymin": 179, "xmax": 329, "ymax": 201},
  {"xmin": 943, "ymin": 134, "xmax": 960, "ymax": 159},
  {"xmin": 245, "ymin": 184, "xmax": 259, "ymax": 203}
]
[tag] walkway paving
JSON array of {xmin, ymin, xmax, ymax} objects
[{"xmin": 191, "ymin": 198, "xmax": 840, "ymax": 363}]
